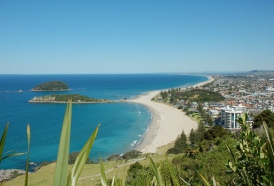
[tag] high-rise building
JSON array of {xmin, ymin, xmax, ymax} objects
[{"xmin": 221, "ymin": 104, "xmax": 246, "ymax": 129}]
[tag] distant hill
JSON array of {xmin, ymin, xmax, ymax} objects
[
  {"xmin": 238, "ymin": 70, "xmax": 274, "ymax": 76},
  {"xmin": 31, "ymin": 81, "xmax": 69, "ymax": 91}
]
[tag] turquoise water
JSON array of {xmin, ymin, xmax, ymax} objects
[{"xmin": 0, "ymin": 74, "xmax": 207, "ymax": 170}]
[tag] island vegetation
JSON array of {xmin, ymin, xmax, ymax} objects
[
  {"xmin": 31, "ymin": 81, "xmax": 69, "ymax": 91},
  {"xmin": 29, "ymin": 94, "xmax": 111, "ymax": 103}
]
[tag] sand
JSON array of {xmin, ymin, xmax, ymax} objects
[{"xmin": 127, "ymin": 76, "xmax": 214, "ymax": 153}]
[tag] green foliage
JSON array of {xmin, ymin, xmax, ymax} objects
[
  {"xmin": 173, "ymin": 89, "xmax": 225, "ymax": 102},
  {"xmin": 68, "ymin": 152, "xmax": 94, "ymax": 164},
  {"xmin": 203, "ymin": 125, "xmax": 229, "ymax": 141},
  {"xmin": 0, "ymin": 123, "xmax": 30, "ymax": 186},
  {"xmin": 148, "ymin": 156, "xmax": 164, "ymax": 186},
  {"xmin": 206, "ymin": 114, "xmax": 214, "ymax": 126},
  {"xmin": 32, "ymin": 94, "xmax": 109, "ymax": 103},
  {"xmin": 175, "ymin": 136, "xmax": 237, "ymax": 185},
  {"xmin": 126, "ymin": 161, "xmax": 153, "ymax": 186},
  {"xmin": 122, "ymin": 150, "xmax": 142, "ymax": 159},
  {"xmin": 0, "ymin": 122, "xmax": 25, "ymax": 164},
  {"xmin": 100, "ymin": 157, "xmax": 108, "ymax": 186},
  {"xmin": 189, "ymin": 129, "xmax": 196, "ymax": 146},
  {"xmin": 160, "ymin": 91, "xmax": 168, "ymax": 100},
  {"xmin": 197, "ymin": 103, "xmax": 203, "ymax": 113},
  {"xmin": 226, "ymin": 117, "xmax": 274, "ymax": 185},
  {"xmin": 167, "ymin": 131, "xmax": 187, "ymax": 154},
  {"xmin": 253, "ymin": 109, "xmax": 274, "ymax": 128},
  {"xmin": 32, "ymin": 81, "xmax": 69, "ymax": 91},
  {"xmin": 53, "ymin": 100, "xmax": 73, "ymax": 186},
  {"xmin": 53, "ymin": 99, "xmax": 100, "ymax": 186}
]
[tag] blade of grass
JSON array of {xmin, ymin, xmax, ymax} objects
[
  {"xmin": 67, "ymin": 124, "xmax": 100, "ymax": 186},
  {"xmin": 165, "ymin": 156, "xmax": 175, "ymax": 186},
  {"xmin": 179, "ymin": 176, "xmax": 188, "ymax": 185},
  {"xmin": 263, "ymin": 122, "xmax": 274, "ymax": 155},
  {"xmin": 199, "ymin": 173, "xmax": 211, "ymax": 186},
  {"xmin": 100, "ymin": 156, "xmax": 108, "ymax": 186},
  {"xmin": 0, "ymin": 122, "xmax": 9, "ymax": 163},
  {"xmin": 111, "ymin": 175, "xmax": 115, "ymax": 186},
  {"xmin": 53, "ymin": 99, "xmax": 72, "ymax": 186},
  {"xmin": 212, "ymin": 176, "xmax": 217, "ymax": 186},
  {"xmin": 263, "ymin": 122, "xmax": 274, "ymax": 180},
  {"xmin": 24, "ymin": 124, "xmax": 30, "ymax": 186},
  {"xmin": 0, "ymin": 122, "xmax": 26, "ymax": 162},
  {"xmin": 148, "ymin": 156, "xmax": 164, "ymax": 186},
  {"xmin": 226, "ymin": 144, "xmax": 237, "ymax": 164},
  {"xmin": 1, "ymin": 152, "xmax": 26, "ymax": 161}
]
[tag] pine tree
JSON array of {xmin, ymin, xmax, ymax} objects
[{"xmin": 189, "ymin": 129, "xmax": 196, "ymax": 146}]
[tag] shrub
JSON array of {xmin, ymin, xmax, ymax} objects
[{"xmin": 122, "ymin": 150, "xmax": 142, "ymax": 159}]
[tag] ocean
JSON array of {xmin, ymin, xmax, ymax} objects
[{"xmin": 0, "ymin": 74, "xmax": 207, "ymax": 170}]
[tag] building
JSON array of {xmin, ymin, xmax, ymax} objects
[
  {"xmin": 221, "ymin": 105, "xmax": 246, "ymax": 129},
  {"xmin": 209, "ymin": 109, "xmax": 219, "ymax": 118},
  {"xmin": 208, "ymin": 102, "xmax": 225, "ymax": 110}
]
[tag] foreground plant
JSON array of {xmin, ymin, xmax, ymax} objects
[
  {"xmin": 226, "ymin": 115, "xmax": 274, "ymax": 185},
  {"xmin": 53, "ymin": 99, "xmax": 100, "ymax": 186},
  {"xmin": 0, "ymin": 122, "xmax": 25, "ymax": 164}
]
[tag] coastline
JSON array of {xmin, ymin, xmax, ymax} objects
[{"xmin": 128, "ymin": 75, "xmax": 214, "ymax": 153}]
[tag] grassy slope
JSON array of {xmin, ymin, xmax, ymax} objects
[{"xmin": 5, "ymin": 150, "xmax": 175, "ymax": 185}]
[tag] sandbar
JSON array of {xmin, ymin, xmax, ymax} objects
[{"xmin": 127, "ymin": 76, "xmax": 214, "ymax": 153}]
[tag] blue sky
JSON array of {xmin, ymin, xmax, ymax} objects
[{"xmin": 0, "ymin": 1, "xmax": 273, "ymax": 74}]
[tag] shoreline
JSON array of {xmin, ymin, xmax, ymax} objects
[{"xmin": 127, "ymin": 75, "xmax": 214, "ymax": 153}]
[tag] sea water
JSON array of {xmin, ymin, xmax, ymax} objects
[{"xmin": 0, "ymin": 74, "xmax": 207, "ymax": 170}]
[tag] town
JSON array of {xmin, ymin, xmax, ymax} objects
[{"xmin": 156, "ymin": 71, "xmax": 274, "ymax": 130}]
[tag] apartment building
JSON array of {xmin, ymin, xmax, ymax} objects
[{"xmin": 221, "ymin": 104, "xmax": 246, "ymax": 129}]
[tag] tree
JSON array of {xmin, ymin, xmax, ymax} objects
[
  {"xmin": 203, "ymin": 125, "xmax": 228, "ymax": 140},
  {"xmin": 167, "ymin": 131, "xmax": 187, "ymax": 154},
  {"xmin": 126, "ymin": 162, "xmax": 153, "ymax": 186},
  {"xmin": 206, "ymin": 114, "xmax": 213, "ymax": 126},
  {"xmin": 253, "ymin": 110, "xmax": 274, "ymax": 128},
  {"xmin": 160, "ymin": 90, "xmax": 168, "ymax": 99},
  {"xmin": 196, "ymin": 121, "xmax": 206, "ymax": 142},
  {"xmin": 197, "ymin": 103, "xmax": 203, "ymax": 113},
  {"xmin": 201, "ymin": 110, "xmax": 207, "ymax": 121},
  {"xmin": 189, "ymin": 129, "xmax": 196, "ymax": 146}
]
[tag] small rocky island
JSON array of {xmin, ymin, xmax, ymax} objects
[
  {"xmin": 29, "ymin": 94, "xmax": 112, "ymax": 103},
  {"xmin": 31, "ymin": 81, "xmax": 69, "ymax": 91}
]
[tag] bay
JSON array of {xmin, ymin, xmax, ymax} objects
[{"xmin": 0, "ymin": 74, "xmax": 207, "ymax": 170}]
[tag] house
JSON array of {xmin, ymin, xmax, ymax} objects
[
  {"xmin": 208, "ymin": 102, "xmax": 224, "ymax": 110},
  {"xmin": 209, "ymin": 110, "xmax": 219, "ymax": 118},
  {"xmin": 191, "ymin": 102, "xmax": 198, "ymax": 108}
]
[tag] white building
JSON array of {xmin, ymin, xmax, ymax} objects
[
  {"xmin": 209, "ymin": 110, "xmax": 219, "ymax": 118},
  {"xmin": 221, "ymin": 104, "xmax": 246, "ymax": 129}
]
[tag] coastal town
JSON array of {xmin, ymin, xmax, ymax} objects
[{"xmin": 162, "ymin": 71, "xmax": 274, "ymax": 130}]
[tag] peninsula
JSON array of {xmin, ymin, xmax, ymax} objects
[
  {"xmin": 31, "ymin": 81, "xmax": 69, "ymax": 91},
  {"xmin": 29, "ymin": 94, "xmax": 112, "ymax": 103}
]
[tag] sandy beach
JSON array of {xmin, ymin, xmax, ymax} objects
[{"xmin": 127, "ymin": 76, "xmax": 214, "ymax": 153}]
